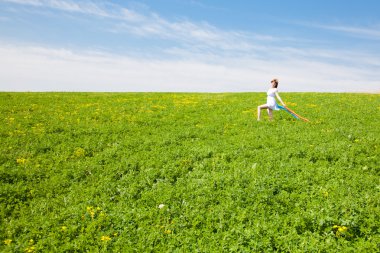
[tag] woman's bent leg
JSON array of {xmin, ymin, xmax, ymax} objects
[
  {"xmin": 267, "ymin": 108, "xmax": 273, "ymax": 120},
  {"xmin": 257, "ymin": 104, "xmax": 268, "ymax": 121}
]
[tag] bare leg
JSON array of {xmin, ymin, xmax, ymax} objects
[
  {"xmin": 257, "ymin": 104, "xmax": 268, "ymax": 121},
  {"xmin": 267, "ymin": 108, "xmax": 273, "ymax": 120}
]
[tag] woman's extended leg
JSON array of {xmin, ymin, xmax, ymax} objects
[{"xmin": 257, "ymin": 104, "xmax": 268, "ymax": 121}]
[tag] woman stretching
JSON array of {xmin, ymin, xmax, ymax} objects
[{"xmin": 257, "ymin": 79, "xmax": 285, "ymax": 121}]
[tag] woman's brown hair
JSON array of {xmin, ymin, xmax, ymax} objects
[{"xmin": 271, "ymin": 79, "xmax": 279, "ymax": 88}]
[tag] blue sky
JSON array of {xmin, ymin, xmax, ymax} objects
[{"xmin": 0, "ymin": 0, "xmax": 379, "ymax": 92}]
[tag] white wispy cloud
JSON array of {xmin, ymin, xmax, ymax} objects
[
  {"xmin": 0, "ymin": 44, "xmax": 255, "ymax": 92},
  {"xmin": 1, "ymin": 0, "xmax": 41, "ymax": 5},
  {"xmin": 298, "ymin": 21, "xmax": 380, "ymax": 40},
  {"xmin": 1, "ymin": 0, "xmax": 278, "ymax": 53},
  {"xmin": 1, "ymin": 0, "xmax": 111, "ymax": 16},
  {"xmin": 0, "ymin": 16, "xmax": 10, "ymax": 21},
  {"xmin": 322, "ymin": 25, "xmax": 380, "ymax": 39},
  {"xmin": 0, "ymin": 43, "xmax": 378, "ymax": 92}
]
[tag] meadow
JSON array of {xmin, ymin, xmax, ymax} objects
[{"xmin": 0, "ymin": 92, "xmax": 379, "ymax": 252}]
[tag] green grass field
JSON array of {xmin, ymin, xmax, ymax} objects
[{"xmin": 1, "ymin": 92, "xmax": 379, "ymax": 252}]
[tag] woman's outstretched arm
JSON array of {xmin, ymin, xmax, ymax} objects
[{"xmin": 275, "ymin": 92, "xmax": 285, "ymax": 106}]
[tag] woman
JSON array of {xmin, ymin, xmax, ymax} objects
[{"xmin": 257, "ymin": 79, "xmax": 285, "ymax": 121}]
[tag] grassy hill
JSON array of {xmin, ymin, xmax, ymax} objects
[{"xmin": 1, "ymin": 92, "xmax": 379, "ymax": 252}]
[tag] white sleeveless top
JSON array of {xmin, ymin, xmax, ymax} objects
[{"xmin": 266, "ymin": 88, "xmax": 279, "ymax": 110}]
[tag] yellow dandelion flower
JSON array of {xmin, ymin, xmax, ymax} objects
[
  {"xmin": 338, "ymin": 226, "xmax": 348, "ymax": 232},
  {"xmin": 25, "ymin": 246, "xmax": 36, "ymax": 253},
  {"xmin": 74, "ymin": 148, "xmax": 85, "ymax": 157},
  {"xmin": 333, "ymin": 225, "xmax": 349, "ymax": 237},
  {"xmin": 164, "ymin": 230, "xmax": 172, "ymax": 234},
  {"xmin": 61, "ymin": 226, "xmax": 67, "ymax": 232},
  {"xmin": 4, "ymin": 239, "xmax": 12, "ymax": 245},
  {"xmin": 17, "ymin": 158, "xmax": 27, "ymax": 165},
  {"xmin": 86, "ymin": 206, "xmax": 96, "ymax": 219},
  {"xmin": 101, "ymin": 235, "xmax": 111, "ymax": 242}
]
